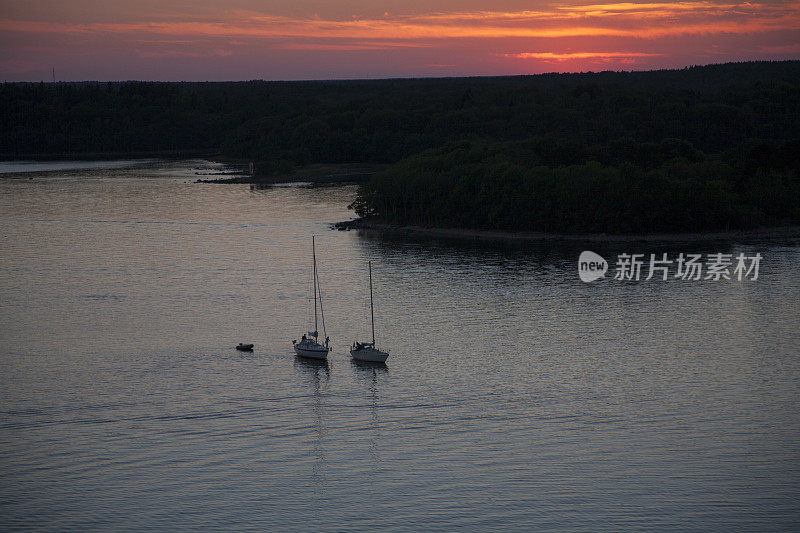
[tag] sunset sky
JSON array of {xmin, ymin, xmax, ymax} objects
[{"xmin": 1, "ymin": 0, "xmax": 799, "ymax": 80}]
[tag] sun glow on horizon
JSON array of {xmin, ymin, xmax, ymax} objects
[
  {"xmin": 506, "ymin": 51, "xmax": 664, "ymax": 61},
  {"xmin": 1, "ymin": 1, "xmax": 799, "ymax": 80}
]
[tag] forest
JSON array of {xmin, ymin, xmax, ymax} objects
[{"xmin": 2, "ymin": 61, "xmax": 799, "ymax": 233}]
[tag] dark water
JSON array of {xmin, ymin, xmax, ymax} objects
[{"xmin": 1, "ymin": 161, "xmax": 799, "ymax": 531}]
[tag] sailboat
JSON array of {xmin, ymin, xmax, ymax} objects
[
  {"xmin": 350, "ymin": 261, "xmax": 389, "ymax": 363},
  {"xmin": 293, "ymin": 236, "xmax": 330, "ymax": 360}
]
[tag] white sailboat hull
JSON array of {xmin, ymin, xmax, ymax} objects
[
  {"xmin": 294, "ymin": 236, "xmax": 329, "ymax": 361},
  {"xmin": 294, "ymin": 343, "xmax": 329, "ymax": 359},
  {"xmin": 350, "ymin": 346, "xmax": 389, "ymax": 363}
]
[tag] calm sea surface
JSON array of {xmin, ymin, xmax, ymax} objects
[{"xmin": 1, "ymin": 160, "xmax": 799, "ymax": 531}]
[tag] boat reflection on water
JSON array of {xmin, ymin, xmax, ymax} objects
[
  {"xmin": 350, "ymin": 358, "xmax": 388, "ymax": 372},
  {"xmin": 293, "ymin": 355, "xmax": 329, "ymax": 499},
  {"xmin": 350, "ymin": 359, "xmax": 388, "ymax": 466},
  {"xmin": 293, "ymin": 355, "xmax": 330, "ymax": 372}
]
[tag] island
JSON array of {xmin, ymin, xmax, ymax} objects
[{"xmin": 2, "ymin": 60, "xmax": 798, "ymax": 234}]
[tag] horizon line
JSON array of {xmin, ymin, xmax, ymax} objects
[{"xmin": 5, "ymin": 59, "xmax": 798, "ymax": 84}]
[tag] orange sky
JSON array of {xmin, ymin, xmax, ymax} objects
[{"xmin": 1, "ymin": 1, "xmax": 799, "ymax": 80}]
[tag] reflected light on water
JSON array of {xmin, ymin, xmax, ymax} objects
[{"xmin": 0, "ymin": 160, "xmax": 799, "ymax": 530}]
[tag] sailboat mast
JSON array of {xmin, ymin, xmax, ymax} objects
[
  {"xmin": 369, "ymin": 261, "xmax": 375, "ymax": 345},
  {"xmin": 312, "ymin": 236, "xmax": 318, "ymax": 338}
]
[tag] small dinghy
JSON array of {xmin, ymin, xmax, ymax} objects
[{"xmin": 236, "ymin": 343, "xmax": 254, "ymax": 351}]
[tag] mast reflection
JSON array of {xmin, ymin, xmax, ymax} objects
[{"xmin": 294, "ymin": 356, "xmax": 329, "ymax": 499}]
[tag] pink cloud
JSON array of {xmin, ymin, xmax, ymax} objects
[{"xmin": 1, "ymin": 1, "xmax": 798, "ymax": 79}]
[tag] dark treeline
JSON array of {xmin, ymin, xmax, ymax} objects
[
  {"xmin": 352, "ymin": 139, "xmax": 799, "ymax": 233},
  {"xmin": 2, "ymin": 61, "xmax": 799, "ymax": 232}
]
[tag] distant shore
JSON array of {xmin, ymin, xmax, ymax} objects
[
  {"xmin": 0, "ymin": 150, "xmax": 215, "ymax": 161},
  {"xmin": 195, "ymin": 163, "xmax": 384, "ymax": 184},
  {"xmin": 333, "ymin": 218, "xmax": 800, "ymax": 242}
]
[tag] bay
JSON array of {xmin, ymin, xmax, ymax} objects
[{"xmin": 1, "ymin": 160, "xmax": 799, "ymax": 531}]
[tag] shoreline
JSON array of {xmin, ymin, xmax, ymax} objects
[
  {"xmin": 0, "ymin": 150, "xmax": 216, "ymax": 161},
  {"xmin": 195, "ymin": 163, "xmax": 383, "ymax": 184},
  {"xmin": 333, "ymin": 218, "xmax": 800, "ymax": 243}
]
